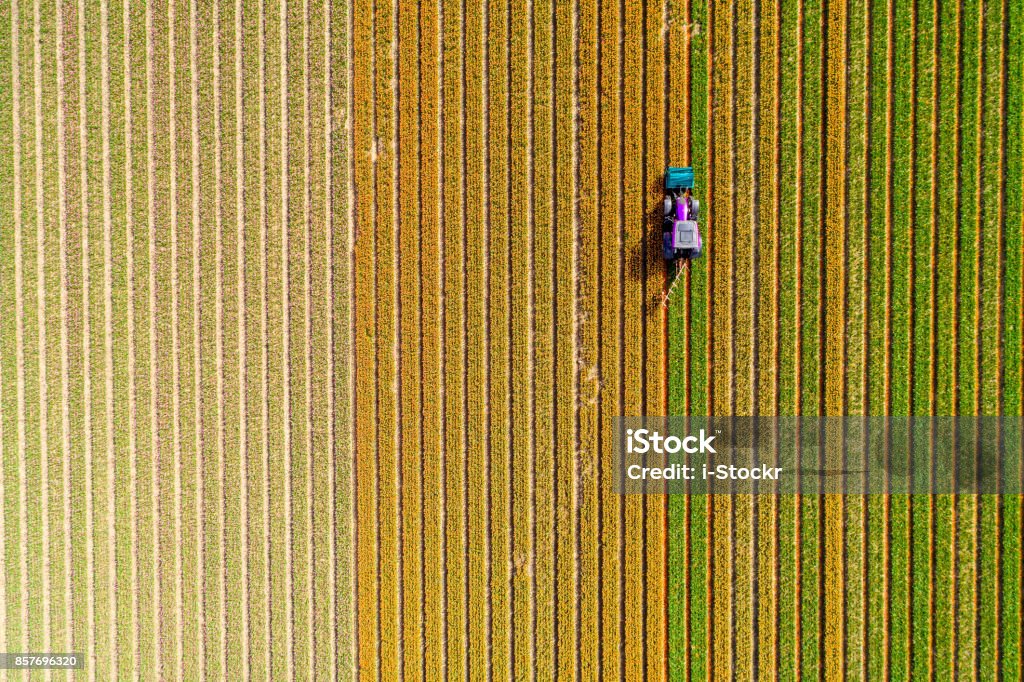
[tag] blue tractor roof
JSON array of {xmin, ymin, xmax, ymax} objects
[{"xmin": 665, "ymin": 166, "xmax": 694, "ymax": 190}]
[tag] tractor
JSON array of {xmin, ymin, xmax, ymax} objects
[
  {"xmin": 662, "ymin": 166, "xmax": 702, "ymax": 261},
  {"xmin": 661, "ymin": 166, "xmax": 702, "ymax": 305}
]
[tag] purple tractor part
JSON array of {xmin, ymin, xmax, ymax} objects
[{"xmin": 662, "ymin": 191, "xmax": 702, "ymax": 262}]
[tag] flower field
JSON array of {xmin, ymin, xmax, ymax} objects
[{"xmin": 0, "ymin": 0, "xmax": 1021, "ymax": 676}]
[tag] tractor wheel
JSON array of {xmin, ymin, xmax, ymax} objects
[
  {"xmin": 691, "ymin": 198, "xmax": 699, "ymax": 221},
  {"xmin": 663, "ymin": 197, "xmax": 673, "ymax": 216}
]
